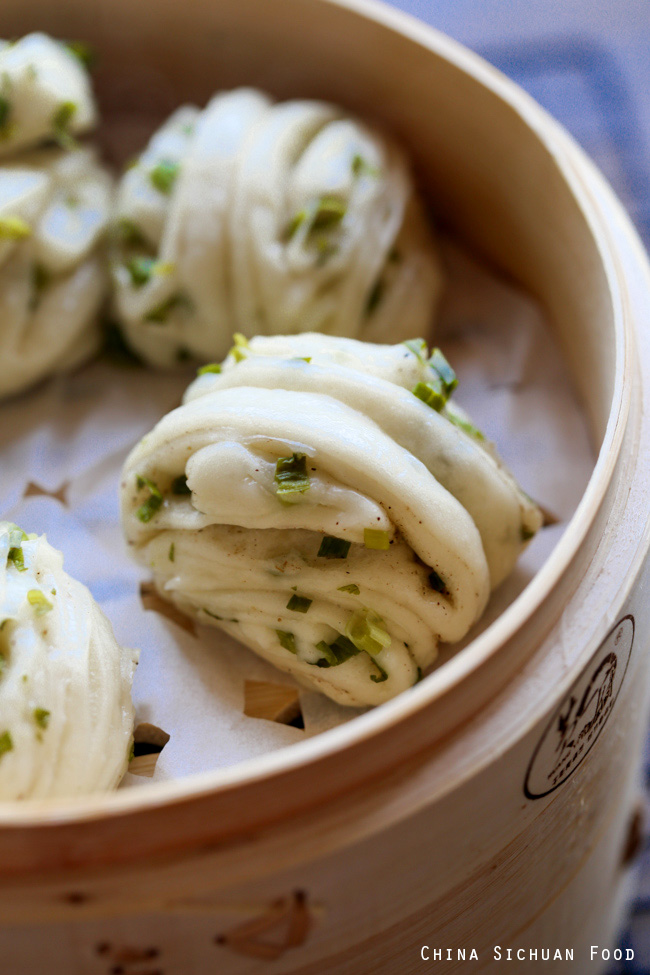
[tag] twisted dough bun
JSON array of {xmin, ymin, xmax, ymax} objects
[
  {"xmin": 0, "ymin": 146, "xmax": 112, "ymax": 398},
  {"xmin": 0, "ymin": 34, "xmax": 96, "ymax": 157},
  {"xmin": 0, "ymin": 523, "xmax": 138, "ymax": 800},
  {"xmin": 112, "ymin": 90, "xmax": 443, "ymax": 367},
  {"xmin": 120, "ymin": 334, "xmax": 541, "ymax": 707}
]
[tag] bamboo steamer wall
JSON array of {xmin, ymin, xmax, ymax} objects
[{"xmin": 2, "ymin": 1, "xmax": 650, "ymax": 973}]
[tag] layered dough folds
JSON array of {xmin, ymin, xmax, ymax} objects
[
  {"xmin": 0, "ymin": 34, "xmax": 111, "ymax": 399},
  {"xmin": 0, "ymin": 147, "xmax": 112, "ymax": 397},
  {"xmin": 0, "ymin": 34, "xmax": 96, "ymax": 157},
  {"xmin": 121, "ymin": 334, "xmax": 541, "ymax": 707},
  {"xmin": 0, "ymin": 523, "xmax": 138, "ymax": 800},
  {"xmin": 112, "ymin": 89, "xmax": 443, "ymax": 367}
]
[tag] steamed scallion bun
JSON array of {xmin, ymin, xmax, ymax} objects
[
  {"xmin": 0, "ymin": 33, "xmax": 96, "ymax": 157},
  {"xmin": 0, "ymin": 522, "xmax": 138, "ymax": 800},
  {"xmin": 0, "ymin": 34, "xmax": 112, "ymax": 399},
  {"xmin": 0, "ymin": 146, "xmax": 112, "ymax": 398},
  {"xmin": 120, "ymin": 334, "xmax": 541, "ymax": 707},
  {"xmin": 112, "ymin": 89, "xmax": 443, "ymax": 367}
]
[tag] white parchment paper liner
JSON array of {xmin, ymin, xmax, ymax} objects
[{"xmin": 0, "ymin": 237, "xmax": 593, "ymax": 787}]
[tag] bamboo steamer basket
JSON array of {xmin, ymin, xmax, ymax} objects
[{"xmin": 2, "ymin": 1, "xmax": 650, "ymax": 972}]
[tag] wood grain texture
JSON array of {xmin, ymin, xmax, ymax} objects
[{"xmin": 244, "ymin": 682, "xmax": 302, "ymax": 726}]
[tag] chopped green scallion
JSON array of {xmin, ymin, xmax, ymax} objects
[
  {"xmin": 412, "ymin": 380, "xmax": 446, "ymax": 412},
  {"xmin": 169, "ymin": 543, "xmax": 175, "ymax": 562},
  {"xmin": 29, "ymin": 263, "xmax": 50, "ymax": 311},
  {"xmin": 286, "ymin": 594, "xmax": 312, "ymax": 613},
  {"xmin": 197, "ymin": 362, "xmax": 222, "ymax": 376},
  {"xmin": 0, "ymin": 96, "xmax": 10, "ymax": 133},
  {"xmin": 126, "ymin": 256, "xmax": 156, "ymax": 287},
  {"xmin": 66, "ymin": 41, "xmax": 95, "ymax": 71},
  {"xmin": 135, "ymin": 474, "xmax": 163, "ymax": 523},
  {"xmin": 0, "ymin": 730, "xmax": 12, "ymax": 759},
  {"xmin": 276, "ymin": 630, "xmax": 297, "ymax": 654},
  {"xmin": 135, "ymin": 495, "xmax": 162, "ymax": 523},
  {"xmin": 337, "ymin": 583, "xmax": 360, "ymax": 595},
  {"xmin": 315, "ymin": 640, "xmax": 338, "ymax": 666},
  {"xmin": 6, "ymin": 525, "xmax": 28, "ymax": 546},
  {"xmin": 6, "ymin": 526, "xmax": 27, "ymax": 570},
  {"xmin": 275, "ymin": 453, "xmax": 310, "ymax": 497},
  {"xmin": 445, "ymin": 411, "xmax": 485, "ymax": 441},
  {"xmin": 136, "ymin": 474, "xmax": 160, "ymax": 493},
  {"xmin": 311, "ymin": 195, "xmax": 346, "ymax": 233},
  {"xmin": 27, "ymin": 590, "xmax": 53, "ymax": 616},
  {"xmin": 7, "ymin": 546, "xmax": 26, "ymax": 572},
  {"xmin": 143, "ymin": 291, "xmax": 191, "ymax": 323},
  {"xmin": 403, "ymin": 338, "xmax": 428, "ymax": 365},
  {"xmin": 363, "ymin": 528, "xmax": 390, "ymax": 550},
  {"xmin": 229, "ymin": 332, "xmax": 250, "ymax": 362},
  {"xmin": 33, "ymin": 708, "xmax": 50, "ymax": 730},
  {"xmin": 406, "ymin": 344, "xmax": 458, "ymax": 411},
  {"xmin": 0, "ymin": 216, "xmax": 31, "ymax": 240},
  {"xmin": 369, "ymin": 659, "xmax": 389, "ymax": 683},
  {"xmin": 317, "ymin": 536, "xmax": 351, "ymax": 559},
  {"xmin": 345, "ymin": 609, "xmax": 391, "ymax": 657},
  {"xmin": 284, "ymin": 208, "xmax": 307, "ymax": 241},
  {"xmin": 314, "ymin": 634, "xmax": 360, "ymax": 668},
  {"xmin": 429, "ymin": 348, "xmax": 458, "ymax": 397},
  {"xmin": 351, "ymin": 154, "xmax": 380, "ymax": 178},
  {"xmin": 115, "ymin": 218, "xmax": 147, "ymax": 247},
  {"xmin": 126, "ymin": 257, "xmax": 173, "ymax": 288},
  {"xmin": 52, "ymin": 100, "xmax": 77, "ymax": 148},
  {"xmin": 285, "ymin": 195, "xmax": 346, "ymax": 253},
  {"xmin": 331, "ymin": 634, "xmax": 360, "ymax": 661},
  {"xmin": 150, "ymin": 159, "xmax": 179, "ymax": 194}
]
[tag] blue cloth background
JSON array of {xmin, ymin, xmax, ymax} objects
[{"xmin": 386, "ymin": 2, "xmax": 650, "ymax": 968}]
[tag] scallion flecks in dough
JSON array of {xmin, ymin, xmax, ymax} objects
[
  {"xmin": 0, "ymin": 34, "xmax": 111, "ymax": 399},
  {"xmin": 0, "ymin": 33, "xmax": 96, "ymax": 157},
  {"xmin": 111, "ymin": 89, "xmax": 443, "ymax": 367},
  {"xmin": 0, "ymin": 522, "xmax": 138, "ymax": 800},
  {"xmin": 120, "ymin": 333, "xmax": 541, "ymax": 707}
]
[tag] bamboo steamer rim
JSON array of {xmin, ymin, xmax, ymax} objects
[{"xmin": 0, "ymin": 0, "xmax": 632, "ymax": 829}]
